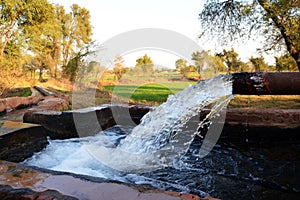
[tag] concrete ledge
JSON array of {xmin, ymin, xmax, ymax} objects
[
  {"xmin": 0, "ymin": 121, "xmax": 50, "ymax": 162},
  {"xmin": 23, "ymin": 105, "xmax": 151, "ymax": 138},
  {"xmin": 0, "ymin": 121, "xmax": 40, "ymax": 136},
  {"xmin": 0, "ymin": 160, "xmax": 204, "ymax": 200},
  {"xmin": 23, "ymin": 105, "xmax": 300, "ymax": 145}
]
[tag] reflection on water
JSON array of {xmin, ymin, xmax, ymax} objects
[{"xmin": 0, "ymin": 160, "xmax": 49, "ymax": 191}]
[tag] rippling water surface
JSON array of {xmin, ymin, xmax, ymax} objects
[{"xmin": 24, "ymin": 126, "xmax": 300, "ymax": 199}]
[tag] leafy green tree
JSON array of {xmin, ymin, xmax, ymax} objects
[
  {"xmin": 0, "ymin": 1, "xmax": 47, "ymax": 94},
  {"xmin": 216, "ymin": 48, "xmax": 242, "ymax": 73},
  {"xmin": 239, "ymin": 62, "xmax": 251, "ymax": 72},
  {"xmin": 175, "ymin": 58, "xmax": 188, "ymax": 74},
  {"xmin": 25, "ymin": 4, "xmax": 61, "ymax": 80},
  {"xmin": 0, "ymin": 0, "xmax": 94, "ymax": 88},
  {"xmin": 0, "ymin": 0, "xmax": 55, "ymax": 86},
  {"xmin": 211, "ymin": 55, "xmax": 228, "ymax": 72},
  {"xmin": 0, "ymin": 0, "xmax": 54, "ymax": 57},
  {"xmin": 27, "ymin": 3, "xmax": 93, "ymax": 79},
  {"xmin": 249, "ymin": 56, "xmax": 269, "ymax": 72},
  {"xmin": 0, "ymin": 42, "xmax": 25, "ymax": 95},
  {"xmin": 32, "ymin": 55, "xmax": 50, "ymax": 82},
  {"xmin": 135, "ymin": 54, "xmax": 154, "ymax": 74},
  {"xmin": 191, "ymin": 51, "xmax": 208, "ymax": 73},
  {"xmin": 175, "ymin": 58, "xmax": 200, "ymax": 80},
  {"xmin": 62, "ymin": 42, "xmax": 96, "ymax": 82},
  {"xmin": 275, "ymin": 53, "xmax": 298, "ymax": 72},
  {"xmin": 75, "ymin": 60, "xmax": 105, "ymax": 85},
  {"xmin": 61, "ymin": 4, "xmax": 92, "ymax": 67},
  {"xmin": 50, "ymin": 4, "xmax": 66, "ymax": 78},
  {"xmin": 0, "ymin": 39, "xmax": 24, "ymax": 76},
  {"xmin": 199, "ymin": 0, "xmax": 300, "ymax": 71},
  {"xmin": 63, "ymin": 53, "xmax": 82, "ymax": 82}
]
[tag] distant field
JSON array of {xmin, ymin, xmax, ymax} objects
[{"xmin": 103, "ymin": 81, "xmax": 195, "ymax": 104}]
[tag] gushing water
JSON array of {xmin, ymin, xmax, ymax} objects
[
  {"xmin": 25, "ymin": 75, "xmax": 233, "ymax": 172},
  {"xmin": 121, "ymin": 75, "xmax": 233, "ymax": 152}
]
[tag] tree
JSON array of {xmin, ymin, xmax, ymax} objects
[
  {"xmin": 63, "ymin": 53, "xmax": 83, "ymax": 82},
  {"xmin": 32, "ymin": 55, "xmax": 50, "ymax": 82},
  {"xmin": 0, "ymin": 0, "xmax": 54, "ymax": 58},
  {"xmin": 199, "ymin": 0, "xmax": 300, "ymax": 71},
  {"xmin": 38, "ymin": 3, "xmax": 93, "ymax": 79},
  {"xmin": 57, "ymin": 4, "xmax": 93, "ymax": 80},
  {"xmin": 62, "ymin": 42, "xmax": 96, "ymax": 82},
  {"xmin": 249, "ymin": 56, "xmax": 269, "ymax": 72},
  {"xmin": 211, "ymin": 55, "xmax": 228, "ymax": 72},
  {"xmin": 191, "ymin": 51, "xmax": 207, "ymax": 73},
  {"xmin": 175, "ymin": 58, "xmax": 188, "ymax": 74},
  {"xmin": 61, "ymin": 4, "xmax": 92, "ymax": 68},
  {"xmin": 25, "ymin": 4, "xmax": 61, "ymax": 80},
  {"xmin": 275, "ymin": 53, "xmax": 298, "ymax": 72},
  {"xmin": 0, "ymin": 38, "xmax": 25, "ymax": 95},
  {"xmin": 175, "ymin": 58, "xmax": 200, "ymax": 80},
  {"xmin": 0, "ymin": 38, "xmax": 24, "ymax": 76},
  {"xmin": 113, "ymin": 55, "xmax": 129, "ymax": 80},
  {"xmin": 0, "ymin": 0, "xmax": 54, "ymax": 92},
  {"xmin": 216, "ymin": 48, "xmax": 242, "ymax": 73},
  {"xmin": 135, "ymin": 54, "xmax": 154, "ymax": 74},
  {"xmin": 192, "ymin": 50, "xmax": 227, "ymax": 77},
  {"xmin": 50, "ymin": 4, "xmax": 66, "ymax": 78}
]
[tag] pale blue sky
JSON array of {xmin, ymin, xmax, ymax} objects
[{"xmin": 50, "ymin": 0, "xmax": 270, "ymax": 67}]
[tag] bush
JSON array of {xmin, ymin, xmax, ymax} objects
[{"xmin": 184, "ymin": 71, "xmax": 201, "ymax": 81}]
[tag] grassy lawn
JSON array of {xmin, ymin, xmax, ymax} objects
[{"xmin": 103, "ymin": 82, "xmax": 195, "ymax": 104}]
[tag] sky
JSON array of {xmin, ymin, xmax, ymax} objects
[{"xmin": 50, "ymin": 0, "xmax": 271, "ymax": 68}]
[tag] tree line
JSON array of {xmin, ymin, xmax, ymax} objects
[
  {"xmin": 175, "ymin": 48, "xmax": 298, "ymax": 80},
  {"xmin": 111, "ymin": 47, "xmax": 297, "ymax": 83}
]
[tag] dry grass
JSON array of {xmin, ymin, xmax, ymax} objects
[
  {"xmin": 229, "ymin": 95, "xmax": 300, "ymax": 109},
  {"xmin": 37, "ymin": 79, "xmax": 74, "ymax": 94}
]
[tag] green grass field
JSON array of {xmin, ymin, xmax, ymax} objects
[
  {"xmin": 103, "ymin": 82, "xmax": 195, "ymax": 104},
  {"xmin": 102, "ymin": 81, "xmax": 300, "ymax": 108}
]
